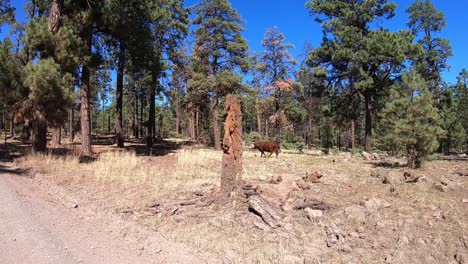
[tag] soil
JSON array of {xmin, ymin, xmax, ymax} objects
[
  {"xmin": 1, "ymin": 140, "xmax": 467, "ymax": 264},
  {"xmin": 0, "ymin": 163, "xmax": 216, "ymax": 264}
]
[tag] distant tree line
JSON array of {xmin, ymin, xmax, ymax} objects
[{"xmin": 0, "ymin": 0, "xmax": 467, "ymax": 168}]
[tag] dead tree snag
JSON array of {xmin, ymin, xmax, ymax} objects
[{"xmin": 220, "ymin": 94, "xmax": 243, "ymax": 200}]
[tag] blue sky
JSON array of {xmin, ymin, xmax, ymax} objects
[{"xmin": 2, "ymin": 0, "xmax": 467, "ymax": 84}]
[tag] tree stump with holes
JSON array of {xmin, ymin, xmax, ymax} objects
[{"xmin": 220, "ymin": 94, "xmax": 243, "ymax": 200}]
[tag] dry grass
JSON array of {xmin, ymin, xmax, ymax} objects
[{"xmin": 13, "ymin": 144, "xmax": 468, "ymax": 264}]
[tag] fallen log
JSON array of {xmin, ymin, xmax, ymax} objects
[{"xmin": 248, "ymin": 196, "xmax": 284, "ymax": 229}]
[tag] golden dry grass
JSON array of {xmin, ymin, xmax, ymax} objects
[{"xmin": 13, "ymin": 145, "xmax": 468, "ymax": 264}]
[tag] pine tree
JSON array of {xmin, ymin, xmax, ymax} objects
[
  {"xmin": 406, "ymin": 0, "xmax": 452, "ymax": 91},
  {"xmin": 438, "ymin": 87, "xmax": 466, "ymax": 154},
  {"xmin": 260, "ymin": 27, "xmax": 297, "ymax": 144},
  {"xmin": 380, "ymin": 70, "xmax": 444, "ymax": 168},
  {"xmin": 16, "ymin": 58, "xmax": 71, "ymax": 152},
  {"xmin": 0, "ymin": 0, "xmax": 14, "ymax": 29},
  {"xmin": 454, "ymin": 69, "xmax": 468, "ymax": 152},
  {"xmin": 192, "ymin": 0, "xmax": 249, "ymax": 150},
  {"xmin": 307, "ymin": 0, "xmax": 413, "ymax": 152}
]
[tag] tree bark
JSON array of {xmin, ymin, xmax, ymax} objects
[
  {"xmin": 147, "ymin": 80, "xmax": 156, "ymax": 147},
  {"xmin": 51, "ymin": 126, "xmax": 61, "ymax": 147},
  {"xmin": 220, "ymin": 94, "xmax": 243, "ymax": 200},
  {"xmin": 351, "ymin": 118, "xmax": 356, "ymax": 153},
  {"xmin": 115, "ymin": 42, "xmax": 125, "ymax": 148},
  {"xmin": 255, "ymin": 97, "xmax": 262, "ymax": 135},
  {"xmin": 68, "ymin": 107, "xmax": 74, "ymax": 142},
  {"xmin": 187, "ymin": 102, "xmax": 195, "ymax": 140},
  {"xmin": 140, "ymin": 93, "xmax": 144, "ymax": 138},
  {"xmin": 364, "ymin": 91, "xmax": 372, "ymax": 152},
  {"xmin": 10, "ymin": 113, "xmax": 14, "ymax": 137},
  {"xmin": 175, "ymin": 96, "xmax": 180, "ymax": 135},
  {"xmin": 213, "ymin": 94, "xmax": 221, "ymax": 150},
  {"xmin": 47, "ymin": 0, "xmax": 61, "ymax": 33},
  {"xmin": 133, "ymin": 91, "xmax": 138, "ymax": 138},
  {"xmin": 407, "ymin": 146, "xmax": 417, "ymax": 169},
  {"xmin": 80, "ymin": 29, "xmax": 93, "ymax": 156},
  {"xmin": 31, "ymin": 111, "xmax": 47, "ymax": 153},
  {"xmin": 195, "ymin": 108, "xmax": 199, "ymax": 139},
  {"xmin": 107, "ymin": 113, "xmax": 111, "ymax": 135}
]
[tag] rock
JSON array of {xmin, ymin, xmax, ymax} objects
[
  {"xmin": 361, "ymin": 198, "xmax": 391, "ymax": 210},
  {"xmin": 344, "ymin": 205, "xmax": 367, "ymax": 223},
  {"xmin": 383, "ymin": 172, "xmax": 404, "ymax": 185},
  {"xmin": 305, "ymin": 208, "xmax": 323, "ymax": 219},
  {"xmin": 398, "ymin": 235, "xmax": 409, "ymax": 245},
  {"xmin": 296, "ymin": 179, "xmax": 311, "ymax": 190},
  {"xmin": 433, "ymin": 183, "xmax": 447, "ymax": 192},
  {"xmin": 269, "ymin": 175, "xmax": 283, "ymax": 184},
  {"xmin": 281, "ymin": 204, "xmax": 294, "ymax": 212},
  {"xmin": 458, "ymin": 153, "xmax": 468, "ymax": 158},
  {"xmin": 340, "ymin": 245, "xmax": 352, "ymax": 253},
  {"xmin": 362, "ymin": 151, "xmax": 373, "ymax": 161},
  {"xmin": 349, "ymin": 232, "xmax": 359, "ymax": 238},
  {"xmin": 455, "ymin": 253, "xmax": 466, "ymax": 264},
  {"xmin": 258, "ymin": 179, "xmax": 295, "ymax": 205},
  {"xmin": 463, "ymin": 199, "xmax": 468, "ymax": 203},
  {"xmin": 303, "ymin": 170, "xmax": 323, "ymax": 183},
  {"xmin": 325, "ymin": 224, "xmax": 342, "ymax": 247},
  {"xmin": 403, "ymin": 172, "xmax": 420, "ymax": 183},
  {"xmin": 372, "ymin": 153, "xmax": 381, "ymax": 160}
]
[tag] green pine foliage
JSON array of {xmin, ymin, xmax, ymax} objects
[{"xmin": 380, "ymin": 70, "xmax": 444, "ymax": 168}]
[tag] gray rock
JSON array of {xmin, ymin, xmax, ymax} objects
[
  {"xmin": 344, "ymin": 205, "xmax": 367, "ymax": 223},
  {"xmin": 433, "ymin": 183, "xmax": 447, "ymax": 192},
  {"xmin": 305, "ymin": 208, "xmax": 323, "ymax": 219}
]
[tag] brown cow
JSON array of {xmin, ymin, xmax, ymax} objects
[{"xmin": 253, "ymin": 141, "xmax": 280, "ymax": 157}]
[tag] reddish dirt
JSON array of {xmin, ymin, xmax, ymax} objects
[{"xmin": 0, "ymin": 162, "xmax": 216, "ymax": 264}]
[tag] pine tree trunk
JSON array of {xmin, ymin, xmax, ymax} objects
[
  {"xmin": 213, "ymin": 94, "xmax": 221, "ymax": 150},
  {"xmin": 107, "ymin": 114, "xmax": 111, "ymax": 135},
  {"xmin": 47, "ymin": 0, "xmax": 61, "ymax": 33},
  {"xmin": 175, "ymin": 97, "xmax": 180, "ymax": 135},
  {"xmin": 255, "ymin": 97, "xmax": 262, "ymax": 135},
  {"xmin": 147, "ymin": 82, "xmax": 156, "ymax": 147},
  {"xmin": 351, "ymin": 118, "xmax": 356, "ymax": 153},
  {"xmin": 134, "ymin": 92, "xmax": 139, "ymax": 139},
  {"xmin": 140, "ymin": 94, "xmax": 144, "ymax": 138},
  {"xmin": 220, "ymin": 94, "xmax": 243, "ymax": 200},
  {"xmin": 10, "ymin": 113, "xmax": 14, "ymax": 138},
  {"xmin": 364, "ymin": 91, "xmax": 372, "ymax": 152},
  {"xmin": 195, "ymin": 108, "xmax": 199, "ymax": 139},
  {"xmin": 187, "ymin": 102, "xmax": 195, "ymax": 140},
  {"xmin": 51, "ymin": 127, "xmax": 61, "ymax": 147},
  {"xmin": 80, "ymin": 30, "xmax": 93, "ymax": 156},
  {"xmin": 407, "ymin": 146, "xmax": 417, "ymax": 169},
  {"xmin": 68, "ymin": 107, "xmax": 74, "ymax": 142},
  {"xmin": 115, "ymin": 42, "xmax": 125, "ymax": 148},
  {"xmin": 32, "ymin": 111, "xmax": 47, "ymax": 153},
  {"xmin": 265, "ymin": 119, "xmax": 269, "ymax": 139},
  {"xmin": 158, "ymin": 105, "xmax": 164, "ymax": 138}
]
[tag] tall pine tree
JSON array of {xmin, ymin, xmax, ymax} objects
[{"xmin": 192, "ymin": 0, "xmax": 248, "ymax": 150}]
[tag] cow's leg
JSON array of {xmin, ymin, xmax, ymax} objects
[
  {"xmin": 260, "ymin": 151, "xmax": 265, "ymax": 157},
  {"xmin": 269, "ymin": 152, "xmax": 273, "ymax": 157}
]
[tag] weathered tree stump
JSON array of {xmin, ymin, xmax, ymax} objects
[{"xmin": 220, "ymin": 94, "xmax": 243, "ymax": 200}]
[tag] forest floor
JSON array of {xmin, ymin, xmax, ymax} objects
[{"xmin": 0, "ymin": 137, "xmax": 467, "ymax": 264}]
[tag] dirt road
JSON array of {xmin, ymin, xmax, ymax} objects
[{"xmin": 0, "ymin": 164, "xmax": 214, "ymax": 264}]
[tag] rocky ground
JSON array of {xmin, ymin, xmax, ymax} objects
[{"xmin": 1, "ymin": 140, "xmax": 467, "ymax": 263}]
